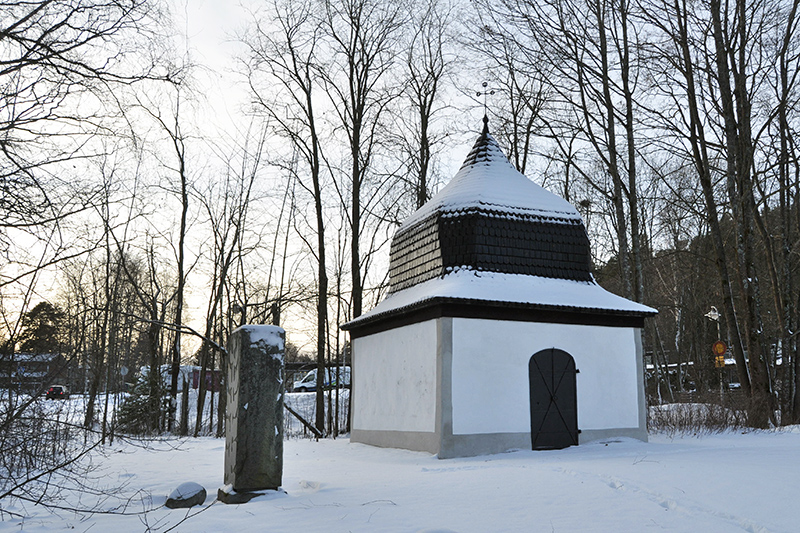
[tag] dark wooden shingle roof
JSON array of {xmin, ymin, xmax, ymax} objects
[
  {"xmin": 343, "ymin": 121, "xmax": 656, "ymax": 335},
  {"xmin": 388, "ymin": 125, "xmax": 592, "ymax": 293}
]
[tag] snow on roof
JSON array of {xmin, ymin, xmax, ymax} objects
[
  {"xmin": 347, "ymin": 268, "xmax": 656, "ymax": 328},
  {"xmin": 10, "ymin": 353, "xmax": 60, "ymax": 362},
  {"xmin": 344, "ymin": 120, "xmax": 656, "ymax": 331},
  {"xmin": 400, "ymin": 122, "xmax": 582, "ymax": 230}
]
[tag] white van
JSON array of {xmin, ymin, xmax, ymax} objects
[{"xmin": 292, "ymin": 366, "xmax": 350, "ymax": 392}]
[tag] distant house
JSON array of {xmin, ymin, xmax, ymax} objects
[
  {"xmin": 0, "ymin": 352, "xmax": 69, "ymax": 392},
  {"xmin": 342, "ymin": 119, "xmax": 656, "ymax": 458}
]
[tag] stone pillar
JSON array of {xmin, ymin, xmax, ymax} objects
[{"xmin": 221, "ymin": 325, "xmax": 284, "ymax": 500}]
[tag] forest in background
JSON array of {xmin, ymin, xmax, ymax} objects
[{"xmin": 2, "ymin": 0, "xmax": 800, "ymax": 470}]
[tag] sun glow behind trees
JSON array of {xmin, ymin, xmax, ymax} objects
[{"xmin": 3, "ymin": 0, "xmax": 800, "ymax": 443}]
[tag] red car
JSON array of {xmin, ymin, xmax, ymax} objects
[{"xmin": 46, "ymin": 385, "xmax": 69, "ymax": 399}]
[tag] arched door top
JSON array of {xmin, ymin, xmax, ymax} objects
[{"xmin": 529, "ymin": 348, "xmax": 579, "ymax": 450}]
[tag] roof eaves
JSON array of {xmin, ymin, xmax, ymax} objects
[{"xmin": 342, "ymin": 295, "xmax": 657, "ymax": 336}]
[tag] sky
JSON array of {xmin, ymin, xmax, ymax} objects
[
  {"xmin": 157, "ymin": 0, "xmax": 548, "ymax": 356},
  {"xmin": 160, "ymin": 0, "xmax": 456, "ymax": 354},
  {"xmin": 172, "ymin": 0, "xmax": 256, "ymax": 160}
]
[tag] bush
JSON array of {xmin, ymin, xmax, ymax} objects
[
  {"xmin": 0, "ymin": 394, "xmax": 100, "ymax": 516},
  {"xmin": 116, "ymin": 372, "xmax": 168, "ymax": 435},
  {"xmin": 648, "ymin": 393, "xmax": 749, "ymax": 436}
]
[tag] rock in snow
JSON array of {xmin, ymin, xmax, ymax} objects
[{"xmin": 165, "ymin": 482, "xmax": 207, "ymax": 509}]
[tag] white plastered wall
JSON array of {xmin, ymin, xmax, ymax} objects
[
  {"xmin": 352, "ymin": 319, "xmax": 438, "ymax": 433},
  {"xmin": 450, "ymin": 318, "xmax": 640, "ymax": 435}
]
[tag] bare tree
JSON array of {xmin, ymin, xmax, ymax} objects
[
  {"xmin": 243, "ymin": 0, "xmax": 331, "ymax": 432},
  {"xmin": 191, "ymin": 129, "xmax": 263, "ymax": 436},
  {"xmin": 132, "ymin": 78, "xmax": 196, "ymax": 433},
  {"xmin": 637, "ymin": 0, "xmax": 800, "ymax": 425},
  {"xmin": 320, "ymin": 0, "xmax": 406, "ymax": 319},
  {"xmin": 478, "ymin": 0, "xmax": 647, "ymax": 303},
  {"xmin": 466, "ymin": 15, "xmax": 548, "ymax": 175},
  {"xmin": 0, "ymin": 0, "xmax": 176, "ymax": 444},
  {"xmin": 396, "ymin": 0, "xmax": 456, "ymax": 210}
]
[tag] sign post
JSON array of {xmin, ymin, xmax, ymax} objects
[{"xmin": 712, "ymin": 340, "xmax": 727, "ymax": 396}]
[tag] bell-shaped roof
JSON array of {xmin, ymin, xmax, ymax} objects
[
  {"xmin": 343, "ymin": 120, "xmax": 655, "ymax": 334},
  {"xmin": 400, "ymin": 118, "xmax": 582, "ymax": 230},
  {"xmin": 388, "ymin": 119, "xmax": 593, "ymax": 293}
]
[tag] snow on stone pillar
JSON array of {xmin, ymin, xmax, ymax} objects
[{"xmin": 219, "ymin": 325, "xmax": 285, "ymax": 503}]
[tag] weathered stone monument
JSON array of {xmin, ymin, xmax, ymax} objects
[{"xmin": 218, "ymin": 325, "xmax": 285, "ymax": 504}]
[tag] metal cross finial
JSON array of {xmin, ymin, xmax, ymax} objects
[
  {"xmin": 476, "ymin": 81, "xmax": 496, "ymax": 111},
  {"xmin": 476, "ymin": 81, "xmax": 498, "ymax": 133}
]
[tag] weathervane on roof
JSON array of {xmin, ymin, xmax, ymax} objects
[{"xmin": 476, "ymin": 81, "xmax": 499, "ymax": 133}]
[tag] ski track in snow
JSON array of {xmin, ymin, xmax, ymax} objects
[{"xmin": 555, "ymin": 465, "xmax": 771, "ymax": 533}]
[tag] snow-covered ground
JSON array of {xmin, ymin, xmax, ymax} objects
[
  {"xmin": 14, "ymin": 388, "xmax": 349, "ymax": 438},
  {"xmin": 4, "ymin": 425, "xmax": 799, "ymax": 532}
]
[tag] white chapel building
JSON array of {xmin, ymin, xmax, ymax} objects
[{"xmin": 342, "ymin": 119, "xmax": 656, "ymax": 458}]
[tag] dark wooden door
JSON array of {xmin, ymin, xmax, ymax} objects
[{"xmin": 529, "ymin": 348, "xmax": 579, "ymax": 450}]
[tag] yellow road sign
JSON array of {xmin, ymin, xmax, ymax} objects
[{"xmin": 712, "ymin": 340, "xmax": 727, "ymax": 356}]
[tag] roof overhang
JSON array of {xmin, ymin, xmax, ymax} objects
[
  {"xmin": 343, "ymin": 270, "xmax": 656, "ymax": 338},
  {"xmin": 343, "ymin": 295, "xmax": 655, "ymax": 339}
]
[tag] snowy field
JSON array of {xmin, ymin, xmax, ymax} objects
[
  {"xmin": 3, "ymin": 425, "xmax": 800, "ymax": 532},
  {"xmin": 3, "ymin": 389, "xmax": 349, "ymax": 439}
]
